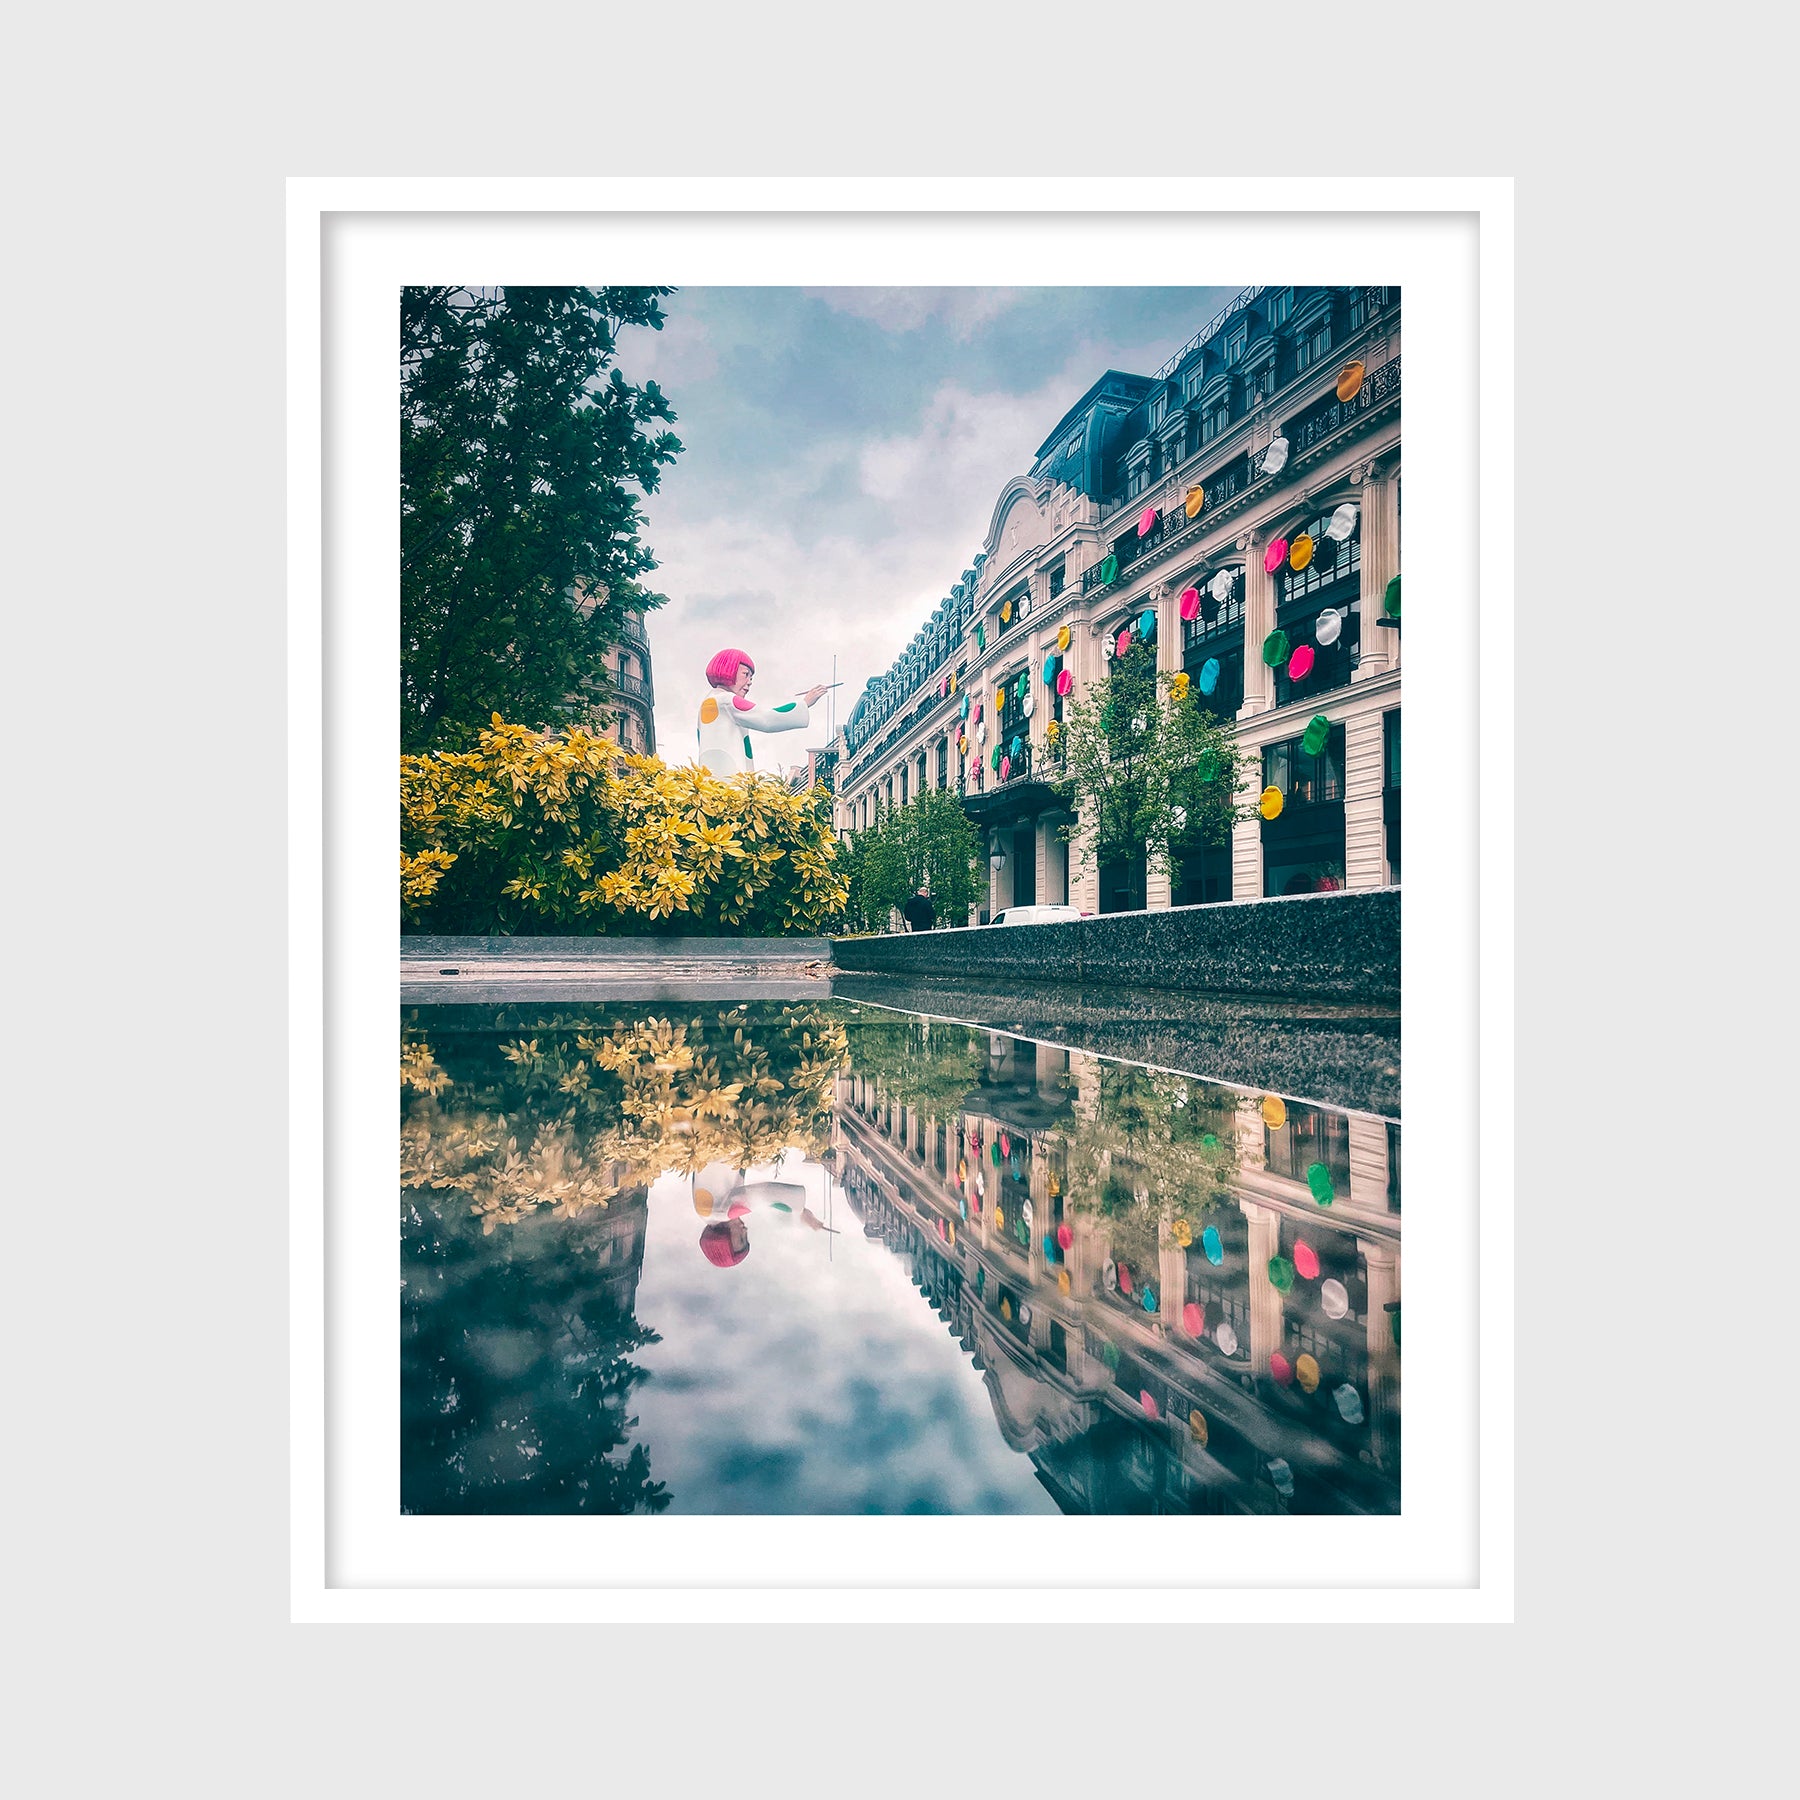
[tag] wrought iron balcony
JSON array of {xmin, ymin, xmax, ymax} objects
[
  {"xmin": 612, "ymin": 671, "xmax": 654, "ymax": 705},
  {"xmin": 1287, "ymin": 355, "xmax": 1401, "ymax": 459}
]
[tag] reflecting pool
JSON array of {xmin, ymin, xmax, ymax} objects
[{"xmin": 402, "ymin": 995, "xmax": 1400, "ymax": 1515}]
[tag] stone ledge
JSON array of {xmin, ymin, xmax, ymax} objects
[{"xmin": 830, "ymin": 890, "xmax": 1399, "ymax": 1004}]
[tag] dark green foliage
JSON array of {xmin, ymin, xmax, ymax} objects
[{"xmin": 401, "ymin": 287, "xmax": 683, "ymax": 751}]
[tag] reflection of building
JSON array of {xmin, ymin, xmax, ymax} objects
[
  {"xmin": 568, "ymin": 601, "xmax": 657, "ymax": 755},
  {"xmin": 590, "ymin": 1175, "xmax": 651, "ymax": 1316},
  {"xmin": 833, "ymin": 284, "xmax": 1400, "ymax": 919},
  {"xmin": 832, "ymin": 1028, "xmax": 1401, "ymax": 1514}
]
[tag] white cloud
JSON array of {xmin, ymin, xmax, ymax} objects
[{"xmin": 801, "ymin": 286, "xmax": 1023, "ymax": 339}]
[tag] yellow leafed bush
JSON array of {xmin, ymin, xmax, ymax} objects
[{"xmin": 401, "ymin": 717, "xmax": 847, "ymax": 935}]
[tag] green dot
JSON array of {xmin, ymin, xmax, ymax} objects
[
  {"xmin": 743, "ymin": 736, "xmax": 754, "ymax": 758},
  {"xmin": 1267, "ymin": 1255, "xmax": 1295, "ymax": 1293},
  {"xmin": 1261, "ymin": 629, "xmax": 1290, "ymax": 668},
  {"xmin": 1384, "ymin": 574, "xmax": 1401, "ymax": 618},
  {"xmin": 1306, "ymin": 1162, "xmax": 1335, "ymax": 1205},
  {"xmin": 775, "ymin": 701, "xmax": 796, "ymax": 713}
]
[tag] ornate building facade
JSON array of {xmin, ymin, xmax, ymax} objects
[
  {"xmin": 568, "ymin": 603, "xmax": 657, "ymax": 755},
  {"xmin": 833, "ymin": 285, "xmax": 1401, "ymax": 921}
]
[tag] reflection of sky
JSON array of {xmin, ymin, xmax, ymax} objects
[{"xmin": 630, "ymin": 1154, "xmax": 1057, "ymax": 1515}]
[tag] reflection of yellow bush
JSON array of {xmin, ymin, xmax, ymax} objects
[
  {"xmin": 402, "ymin": 718, "xmax": 847, "ymax": 934},
  {"xmin": 401, "ymin": 1006, "xmax": 849, "ymax": 1232}
]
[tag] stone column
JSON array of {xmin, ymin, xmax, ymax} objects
[
  {"xmin": 1343, "ymin": 710, "xmax": 1386, "ymax": 892},
  {"xmin": 1159, "ymin": 1236, "xmax": 1186, "ymax": 1330},
  {"xmin": 1240, "ymin": 1198, "xmax": 1284, "ymax": 1375},
  {"xmin": 1238, "ymin": 532, "xmax": 1275, "ymax": 717},
  {"xmin": 1157, "ymin": 580, "xmax": 1181, "ymax": 678},
  {"xmin": 1146, "ymin": 838, "xmax": 1172, "ymax": 911},
  {"xmin": 1356, "ymin": 465, "xmax": 1400, "ymax": 679},
  {"xmin": 1347, "ymin": 1115, "xmax": 1391, "ymax": 1215},
  {"xmin": 1360, "ymin": 1237, "xmax": 1401, "ymax": 1473},
  {"xmin": 1231, "ymin": 755, "xmax": 1265, "ymax": 901},
  {"xmin": 1069, "ymin": 796, "xmax": 1101, "ymax": 915}
]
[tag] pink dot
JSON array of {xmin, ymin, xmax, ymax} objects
[
  {"xmin": 1182, "ymin": 1301, "xmax": 1204, "ymax": 1336},
  {"xmin": 1293, "ymin": 1241, "xmax": 1320, "ymax": 1280},
  {"xmin": 1056, "ymin": 1223, "xmax": 1073, "ymax": 1251},
  {"xmin": 732, "ymin": 695, "xmax": 755, "ymax": 711},
  {"xmin": 1179, "ymin": 587, "xmax": 1200, "ymax": 621},
  {"xmin": 1140, "ymin": 1390, "xmax": 1159, "ymax": 1419},
  {"xmin": 1270, "ymin": 1353, "xmax": 1294, "ymax": 1386}
]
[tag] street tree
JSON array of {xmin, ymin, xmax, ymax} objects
[
  {"xmin": 855, "ymin": 788, "xmax": 982, "ymax": 928},
  {"xmin": 401, "ymin": 286, "xmax": 683, "ymax": 751},
  {"xmin": 1052, "ymin": 642, "xmax": 1248, "ymax": 891}
]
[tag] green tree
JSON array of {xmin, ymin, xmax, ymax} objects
[
  {"xmin": 1053, "ymin": 643, "xmax": 1248, "ymax": 889},
  {"xmin": 853, "ymin": 788, "xmax": 981, "ymax": 930},
  {"xmin": 401, "ymin": 286, "xmax": 683, "ymax": 751}
]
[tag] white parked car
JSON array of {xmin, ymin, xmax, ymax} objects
[{"xmin": 991, "ymin": 903, "xmax": 1088, "ymax": 926}]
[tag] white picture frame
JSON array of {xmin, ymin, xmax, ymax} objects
[{"xmin": 289, "ymin": 176, "xmax": 1513, "ymax": 1622}]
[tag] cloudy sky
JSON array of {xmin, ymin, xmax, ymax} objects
[{"xmin": 623, "ymin": 286, "xmax": 1242, "ymax": 770}]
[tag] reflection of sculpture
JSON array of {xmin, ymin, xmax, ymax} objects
[{"xmin": 696, "ymin": 648, "xmax": 828, "ymax": 778}]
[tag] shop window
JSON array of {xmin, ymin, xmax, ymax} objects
[
  {"xmin": 1264, "ymin": 1103, "xmax": 1351, "ymax": 1192},
  {"xmin": 1263, "ymin": 725, "xmax": 1345, "ymax": 804},
  {"xmin": 1099, "ymin": 853, "xmax": 1147, "ymax": 914}
]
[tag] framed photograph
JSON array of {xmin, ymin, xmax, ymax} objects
[{"xmin": 290, "ymin": 177, "xmax": 1512, "ymax": 1621}]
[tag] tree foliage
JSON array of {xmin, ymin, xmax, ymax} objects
[
  {"xmin": 401, "ymin": 286, "xmax": 683, "ymax": 751},
  {"xmin": 850, "ymin": 788, "xmax": 983, "ymax": 930},
  {"xmin": 401, "ymin": 718, "xmax": 847, "ymax": 936},
  {"xmin": 1053, "ymin": 644, "xmax": 1249, "ymax": 885}
]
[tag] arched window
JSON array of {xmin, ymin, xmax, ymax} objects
[{"xmin": 1274, "ymin": 508, "xmax": 1362, "ymax": 707}]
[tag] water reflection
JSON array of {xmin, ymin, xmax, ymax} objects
[{"xmin": 402, "ymin": 999, "xmax": 1400, "ymax": 1515}]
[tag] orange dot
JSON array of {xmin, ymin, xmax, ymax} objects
[{"xmin": 699, "ymin": 697, "xmax": 719, "ymax": 724}]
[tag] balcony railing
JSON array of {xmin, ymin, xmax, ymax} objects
[
  {"xmin": 617, "ymin": 611, "xmax": 650, "ymax": 649},
  {"xmin": 612, "ymin": 671, "xmax": 654, "ymax": 705},
  {"xmin": 1287, "ymin": 355, "xmax": 1401, "ymax": 458}
]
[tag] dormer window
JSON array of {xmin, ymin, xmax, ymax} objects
[
  {"xmin": 1297, "ymin": 313, "xmax": 1334, "ymax": 373},
  {"xmin": 1203, "ymin": 394, "xmax": 1231, "ymax": 442},
  {"xmin": 1149, "ymin": 390, "xmax": 1168, "ymax": 430},
  {"xmin": 1225, "ymin": 322, "xmax": 1248, "ymax": 365},
  {"xmin": 1183, "ymin": 363, "xmax": 1205, "ymax": 403},
  {"xmin": 1267, "ymin": 288, "xmax": 1293, "ymax": 329}
]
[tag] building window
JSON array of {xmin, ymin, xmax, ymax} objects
[
  {"xmin": 1127, "ymin": 461, "xmax": 1150, "ymax": 499},
  {"xmin": 1274, "ymin": 509, "xmax": 1363, "ymax": 705},
  {"xmin": 1048, "ymin": 561, "xmax": 1065, "ymax": 600},
  {"xmin": 1263, "ymin": 724, "xmax": 1346, "ymax": 805},
  {"xmin": 1225, "ymin": 323, "xmax": 1247, "ymax": 365},
  {"xmin": 1067, "ymin": 433, "xmax": 1082, "ymax": 460},
  {"xmin": 1184, "ymin": 364, "xmax": 1205, "ymax": 402},
  {"xmin": 1296, "ymin": 315, "xmax": 1333, "ymax": 372},
  {"xmin": 1149, "ymin": 391, "xmax": 1168, "ymax": 430},
  {"xmin": 899, "ymin": 768, "xmax": 908, "ymax": 807},
  {"xmin": 1267, "ymin": 288, "xmax": 1293, "ymax": 329}
]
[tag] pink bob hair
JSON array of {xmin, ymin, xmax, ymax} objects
[{"xmin": 705, "ymin": 647, "xmax": 754, "ymax": 690}]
